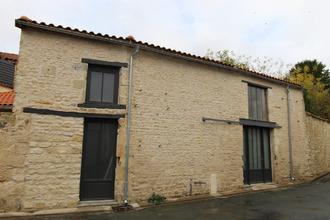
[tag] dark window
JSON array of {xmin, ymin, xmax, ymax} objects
[
  {"xmin": 86, "ymin": 65, "xmax": 119, "ymax": 104},
  {"xmin": 0, "ymin": 59, "xmax": 15, "ymax": 87},
  {"xmin": 248, "ymin": 85, "xmax": 268, "ymax": 121}
]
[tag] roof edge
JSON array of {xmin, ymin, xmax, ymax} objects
[
  {"xmin": 0, "ymin": 52, "xmax": 19, "ymax": 65},
  {"xmin": 15, "ymin": 18, "xmax": 304, "ymax": 89},
  {"xmin": 15, "ymin": 19, "xmax": 134, "ymax": 47},
  {"xmin": 139, "ymin": 45, "xmax": 304, "ymax": 89},
  {"xmin": 0, "ymin": 106, "xmax": 13, "ymax": 111},
  {"xmin": 306, "ymin": 112, "xmax": 330, "ymax": 123},
  {"xmin": 0, "ymin": 82, "xmax": 14, "ymax": 89}
]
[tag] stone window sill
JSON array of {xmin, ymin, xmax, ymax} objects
[{"xmin": 78, "ymin": 103, "xmax": 126, "ymax": 109}]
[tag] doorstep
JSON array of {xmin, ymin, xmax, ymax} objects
[
  {"xmin": 250, "ymin": 182, "xmax": 277, "ymax": 191},
  {"xmin": 78, "ymin": 200, "xmax": 118, "ymax": 207}
]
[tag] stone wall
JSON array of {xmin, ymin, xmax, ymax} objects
[
  {"xmin": 288, "ymin": 87, "xmax": 311, "ymax": 182},
  {"xmin": 5, "ymin": 27, "xmax": 132, "ymax": 212},
  {"xmin": 1, "ymin": 24, "xmax": 328, "ymax": 213},
  {"xmin": 0, "ymin": 111, "xmax": 20, "ymax": 212},
  {"xmin": 126, "ymin": 49, "xmax": 309, "ymax": 202},
  {"xmin": 128, "ymin": 55, "xmax": 246, "ymax": 199},
  {"xmin": 22, "ymin": 114, "xmax": 83, "ymax": 211},
  {"xmin": 305, "ymin": 113, "xmax": 330, "ymax": 177}
]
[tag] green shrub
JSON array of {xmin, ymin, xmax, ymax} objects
[{"xmin": 147, "ymin": 192, "xmax": 166, "ymax": 205}]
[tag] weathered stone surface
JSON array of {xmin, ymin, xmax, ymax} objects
[
  {"xmin": 73, "ymin": 80, "xmax": 86, "ymax": 89},
  {"xmin": 306, "ymin": 115, "xmax": 330, "ymax": 176},
  {"xmin": 0, "ymin": 169, "xmax": 10, "ymax": 182}
]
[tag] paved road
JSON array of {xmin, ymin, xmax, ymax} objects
[{"xmin": 26, "ymin": 177, "xmax": 330, "ymax": 220}]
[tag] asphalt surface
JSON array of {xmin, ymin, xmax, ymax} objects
[{"xmin": 19, "ymin": 177, "xmax": 330, "ymax": 220}]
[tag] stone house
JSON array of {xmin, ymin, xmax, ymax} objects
[
  {"xmin": 0, "ymin": 52, "xmax": 17, "ymax": 95},
  {"xmin": 0, "ymin": 52, "xmax": 16, "ymax": 113},
  {"xmin": 0, "ymin": 16, "xmax": 329, "ymax": 213}
]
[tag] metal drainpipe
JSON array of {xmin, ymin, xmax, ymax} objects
[
  {"xmin": 287, "ymin": 85, "xmax": 295, "ymax": 181},
  {"xmin": 124, "ymin": 46, "xmax": 139, "ymax": 205}
]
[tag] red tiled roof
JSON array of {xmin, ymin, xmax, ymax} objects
[
  {"xmin": 0, "ymin": 52, "xmax": 19, "ymax": 65},
  {"xmin": 15, "ymin": 16, "xmax": 303, "ymax": 88},
  {"xmin": 0, "ymin": 91, "xmax": 14, "ymax": 106}
]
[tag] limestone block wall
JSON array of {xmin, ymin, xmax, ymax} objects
[
  {"xmin": 22, "ymin": 114, "xmax": 84, "ymax": 211},
  {"xmin": 305, "ymin": 114, "xmax": 330, "ymax": 177},
  {"xmin": 289, "ymin": 90, "xmax": 313, "ymax": 181},
  {"xmin": 126, "ymin": 49, "xmax": 309, "ymax": 202},
  {"xmin": 267, "ymin": 85, "xmax": 292, "ymax": 183},
  {"xmin": 6, "ymin": 27, "xmax": 133, "ymax": 212},
  {"xmin": 0, "ymin": 112, "xmax": 20, "ymax": 212},
  {"xmin": 15, "ymin": 27, "xmax": 131, "ymax": 111},
  {"xmin": 128, "ymin": 54, "xmax": 245, "ymax": 201}
]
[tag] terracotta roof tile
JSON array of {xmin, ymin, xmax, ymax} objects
[
  {"xmin": 0, "ymin": 52, "xmax": 19, "ymax": 65},
  {"xmin": 0, "ymin": 91, "xmax": 14, "ymax": 106},
  {"xmin": 15, "ymin": 16, "xmax": 303, "ymax": 88}
]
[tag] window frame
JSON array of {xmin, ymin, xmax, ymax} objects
[
  {"xmin": 85, "ymin": 64, "xmax": 120, "ymax": 105},
  {"xmin": 79, "ymin": 58, "xmax": 128, "ymax": 109},
  {"xmin": 248, "ymin": 84, "xmax": 268, "ymax": 121}
]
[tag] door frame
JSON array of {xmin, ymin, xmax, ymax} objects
[
  {"xmin": 243, "ymin": 126, "xmax": 272, "ymax": 184},
  {"xmin": 79, "ymin": 118, "xmax": 118, "ymax": 201}
]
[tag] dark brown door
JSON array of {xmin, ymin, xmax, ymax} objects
[
  {"xmin": 243, "ymin": 127, "xmax": 272, "ymax": 184},
  {"xmin": 80, "ymin": 118, "xmax": 118, "ymax": 200}
]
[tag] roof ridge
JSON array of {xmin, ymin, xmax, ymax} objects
[{"xmin": 15, "ymin": 16, "xmax": 303, "ymax": 88}]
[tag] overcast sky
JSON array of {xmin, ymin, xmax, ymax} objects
[{"xmin": 1, "ymin": 0, "xmax": 329, "ymax": 76}]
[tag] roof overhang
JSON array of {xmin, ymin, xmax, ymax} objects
[{"xmin": 15, "ymin": 19, "xmax": 304, "ymax": 90}]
